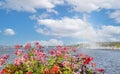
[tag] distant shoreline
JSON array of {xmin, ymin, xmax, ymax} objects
[{"xmin": 77, "ymin": 47, "xmax": 120, "ymax": 50}]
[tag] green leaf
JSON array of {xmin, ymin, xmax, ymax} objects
[
  {"xmin": 15, "ymin": 71, "xmax": 19, "ymax": 74},
  {"xmin": 19, "ymin": 70, "xmax": 23, "ymax": 74}
]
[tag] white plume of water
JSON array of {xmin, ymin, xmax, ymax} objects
[{"xmin": 87, "ymin": 42, "xmax": 100, "ymax": 49}]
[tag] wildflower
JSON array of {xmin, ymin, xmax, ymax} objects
[
  {"xmin": 95, "ymin": 68, "xmax": 104, "ymax": 73},
  {"xmin": 50, "ymin": 65, "xmax": 59, "ymax": 74},
  {"xmin": 91, "ymin": 62, "xmax": 96, "ymax": 67},
  {"xmin": 71, "ymin": 63, "xmax": 75, "ymax": 69},
  {"xmin": 64, "ymin": 54, "xmax": 69, "ymax": 59},
  {"xmin": 62, "ymin": 61, "xmax": 70, "ymax": 67},
  {"xmin": 14, "ymin": 58, "xmax": 22, "ymax": 66},
  {"xmin": 49, "ymin": 49, "xmax": 56, "ymax": 55},
  {"xmin": 42, "ymin": 68, "xmax": 48, "ymax": 74},
  {"xmin": 84, "ymin": 56, "xmax": 93, "ymax": 65},
  {"xmin": 0, "ymin": 58, "xmax": 5, "ymax": 66},
  {"xmin": 1, "ymin": 54, "xmax": 9, "ymax": 60},
  {"xmin": 34, "ymin": 42, "xmax": 42, "ymax": 49},
  {"xmin": 56, "ymin": 50, "xmax": 62, "ymax": 56},
  {"xmin": 37, "ymin": 51, "xmax": 44, "ymax": 57},
  {"xmin": 0, "ymin": 54, "xmax": 9, "ymax": 66},
  {"xmin": 14, "ymin": 49, "xmax": 23, "ymax": 56},
  {"xmin": 34, "ymin": 42, "xmax": 39, "ymax": 45},
  {"xmin": 62, "ymin": 47, "xmax": 69, "ymax": 53},
  {"xmin": 0, "ymin": 43, "xmax": 103, "ymax": 74},
  {"xmin": 24, "ymin": 43, "xmax": 31, "ymax": 50},
  {"xmin": 23, "ymin": 53, "xmax": 30, "ymax": 61},
  {"xmin": 15, "ymin": 44, "xmax": 22, "ymax": 49},
  {"xmin": 36, "ymin": 44, "xmax": 42, "ymax": 49},
  {"xmin": 0, "ymin": 69, "xmax": 8, "ymax": 74},
  {"xmin": 72, "ymin": 47, "xmax": 77, "ymax": 52}
]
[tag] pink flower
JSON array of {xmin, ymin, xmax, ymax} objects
[
  {"xmin": 0, "ymin": 58, "xmax": 5, "ymax": 66},
  {"xmin": 62, "ymin": 61, "xmax": 70, "ymax": 67},
  {"xmin": 24, "ymin": 43, "xmax": 31, "ymax": 50},
  {"xmin": 0, "ymin": 54, "xmax": 9, "ymax": 66},
  {"xmin": 23, "ymin": 53, "xmax": 30, "ymax": 60},
  {"xmin": 91, "ymin": 62, "xmax": 96, "ymax": 67},
  {"xmin": 56, "ymin": 46, "xmax": 62, "ymax": 49},
  {"xmin": 71, "ymin": 63, "xmax": 75, "ymax": 69},
  {"xmin": 95, "ymin": 68, "xmax": 104, "ymax": 73},
  {"xmin": 34, "ymin": 42, "xmax": 42, "ymax": 49},
  {"xmin": 49, "ymin": 49, "xmax": 56, "ymax": 55},
  {"xmin": 14, "ymin": 58, "xmax": 22, "ymax": 66},
  {"xmin": 37, "ymin": 51, "xmax": 44, "ymax": 57},
  {"xmin": 61, "ymin": 47, "xmax": 69, "ymax": 54},
  {"xmin": 1, "ymin": 54, "xmax": 9, "ymax": 60},
  {"xmin": 15, "ymin": 44, "xmax": 22, "ymax": 49},
  {"xmin": 34, "ymin": 42, "xmax": 39, "ymax": 45},
  {"xmin": 72, "ymin": 47, "xmax": 77, "ymax": 52},
  {"xmin": 14, "ymin": 49, "xmax": 23, "ymax": 56},
  {"xmin": 56, "ymin": 50, "xmax": 62, "ymax": 56},
  {"xmin": 63, "ymin": 54, "xmax": 69, "ymax": 59}
]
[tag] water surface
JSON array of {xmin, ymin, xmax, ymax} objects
[{"xmin": 0, "ymin": 48, "xmax": 120, "ymax": 74}]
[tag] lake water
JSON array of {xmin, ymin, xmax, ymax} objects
[{"xmin": 0, "ymin": 47, "xmax": 120, "ymax": 74}]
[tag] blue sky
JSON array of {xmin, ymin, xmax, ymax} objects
[{"xmin": 0, "ymin": 0, "xmax": 120, "ymax": 45}]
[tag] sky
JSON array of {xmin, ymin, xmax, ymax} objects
[{"xmin": 0, "ymin": 0, "xmax": 120, "ymax": 46}]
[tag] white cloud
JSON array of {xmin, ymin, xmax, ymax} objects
[
  {"xmin": 35, "ymin": 16, "xmax": 120, "ymax": 42},
  {"xmin": 1, "ymin": 0, "xmax": 120, "ymax": 14},
  {"xmin": 109, "ymin": 10, "xmax": 120, "ymax": 23},
  {"xmin": 27, "ymin": 39, "xmax": 63, "ymax": 46},
  {"xmin": 46, "ymin": 9, "xmax": 58, "ymax": 14},
  {"xmin": 0, "ymin": 2, "xmax": 3, "ymax": 6},
  {"xmin": 67, "ymin": 0, "xmax": 99, "ymax": 13},
  {"xmin": 66, "ymin": 0, "xmax": 120, "ymax": 13},
  {"xmin": 50, "ymin": 0, "xmax": 64, "ymax": 5},
  {"xmin": 0, "ymin": 0, "xmax": 64, "ymax": 13},
  {"xmin": 97, "ymin": 25, "xmax": 120, "ymax": 41},
  {"xmin": 36, "ymin": 17, "xmax": 97, "ymax": 41},
  {"xmin": 4, "ymin": 28, "xmax": 15, "ymax": 35},
  {"xmin": 40, "ymin": 39, "xmax": 63, "ymax": 46},
  {"xmin": 29, "ymin": 13, "xmax": 50, "ymax": 20}
]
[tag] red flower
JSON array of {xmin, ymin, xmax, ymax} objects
[
  {"xmin": 42, "ymin": 68, "xmax": 48, "ymax": 74},
  {"xmin": 84, "ymin": 56, "xmax": 93, "ymax": 65},
  {"xmin": 0, "ymin": 69, "xmax": 8, "ymax": 74},
  {"xmin": 50, "ymin": 65, "xmax": 59, "ymax": 74}
]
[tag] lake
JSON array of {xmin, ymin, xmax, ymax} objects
[{"xmin": 0, "ymin": 47, "xmax": 120, "ymax": 74}]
